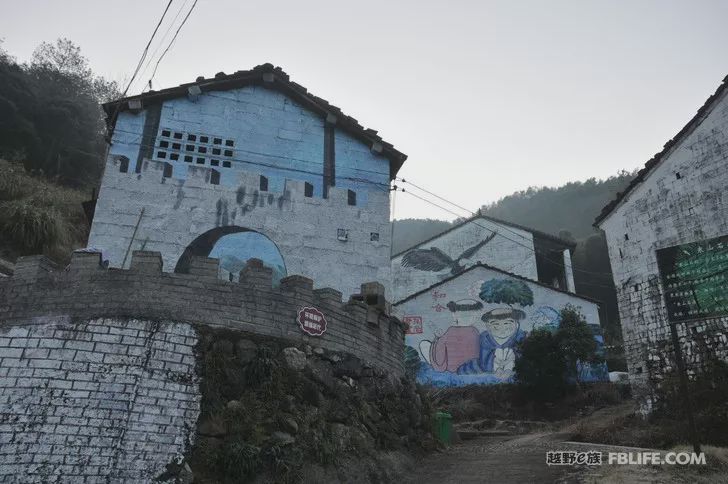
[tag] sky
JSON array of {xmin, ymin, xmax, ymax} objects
[{"xmin": 2, "ymin": 0, "xmax": 727, "ymax": 221}]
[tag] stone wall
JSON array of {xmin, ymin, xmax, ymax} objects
[
  {"xmin": 0, "ymin": 251, "xmax": 405, "ymax": 377},
  {"xmin": 599, "ymin": 81, "xmax": 728, "ymax": 410},
  {"xmin": 0, "ymin": 251, "xmax": 405, "ymax": 482},
  {"xmin": 0, "ymin": 317, "xmax": 199, "ymax": 483}
]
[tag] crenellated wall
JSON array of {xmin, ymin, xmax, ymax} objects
[
  {"xmin": 88, "ymin": 154, "xmax": 392, "ymax": 299},
  {"xmin": 0, "ymin": 251, "xmax": 405, "ymax": 482},
  {"xmin": 0, "ymin": 251, "xmax": 405, "ymax": 375}
]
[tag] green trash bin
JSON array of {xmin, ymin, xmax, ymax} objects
[{"xmin": 434, "ymin": 411, "xmax": 453, "ymax": 445}]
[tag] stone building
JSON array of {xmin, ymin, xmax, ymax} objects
[
  {"xmin": 392, "ymin": 214, "xmax": 606, "ymax": 386},
  {"xmin": 595, "ymin": 75, "xmax": 728, "ymax": 409},
  {"xmin": 88, "ymin": 64, "xmax": 407, "ymax": 298}
]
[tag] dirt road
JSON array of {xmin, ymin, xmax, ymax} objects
[{"xmin": 405, "ymin": 432, "xmax": 584, "ymax": 484}]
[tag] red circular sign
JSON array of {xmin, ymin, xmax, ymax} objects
[{"xmin": 297, "ymin": 307, "xmax": 327, "ymax": 336}]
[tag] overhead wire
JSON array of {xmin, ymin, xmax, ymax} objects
[
  {"xmin": 147, "ymin": 0, "xmax": 199, "ymax": 88},
  {"xmin": 396, "ymin": 177, "xmax": 619, "ymax": 279},
  {"xmin": 394, "ymin": 185, "xmax": 619, "ymax": 289},
  {"xmin": 136, "ymin": 0, "xmax": 192, "ymax": 93}
]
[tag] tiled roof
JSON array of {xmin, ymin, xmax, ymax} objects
[
  {"xmin": 594, "ymin": 74, "xmax": 728, "ymax": 226},
  {"xmin": 102, "ymin": 63, "xmax": 408, "ymax": 178}
]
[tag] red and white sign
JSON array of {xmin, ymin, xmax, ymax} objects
[
  {"xmin": 403, "ymin": 316, "xmax": 423, "ymax": 335},
  {"xmin": 297, "ymin": 307, "xmax": 328, "ymax": 336}
]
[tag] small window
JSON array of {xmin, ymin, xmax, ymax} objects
[
  {"xmin": 200, "ymin": 136, "xmax": 209, "ymax": 143},
  {"xmin": 370, "ymin": 232, "xmax": 380, "ymax": 242},
  {"xmin": 304, "ymin": 182, "xmax": 314, "ymax": 197},
  {"xmin": 118, "ymin": 156, "xmax": 129, "ymax": 173},
  {"xmin": 210, "ymin": 159, "xmax": 220, "ymax": 166},
  {"xmin": 635, "ymin": 366, "xmax": 643, "ymax": 374},
  {"xmin": 347, "ymin": 189, "xmax": 357, "ymax": 206},
  {"xmin": 212, "ymin": 148, "xmax": 221, "ymax": 156},
  {"xmin": 619, "ymin": 248, "xmax": 623, "ymax": 259},
  {"xmin": 159, "ymin": 140, "xmax": 169, "ymax": 148},
  {"xmin": 188, "ymin": 134, "xmax": 197, "ymax": 141},
  {"xmin": 675, "ymin": 172, "xmax": 682, "ymax": 180},
  {"xmin": 224, "ymin": 149, "xmax": 233, "ymax": 157},
  {"xmin": 163, "ymin": 162, "xmax": 173, "ymax": 178},
  {"xmin": 172, "ymin": 143, "xmax": 181, "ymax": 150},
  {"xmin": 196, "ymin": 157, "xmax": 205, "ymax": 164},
  {"xmin": 173, "ymin": 132, "xmax": 183, "ymax": 139},
  {"xmin": 184, "ymin": 155, "xmax": 193, "ymax": 163},
  {"xmin": 260, "ymin": 176, "xmax": 269, "ymax": 191},
  {"xmin": 634, "ymin": 284, "xmax": 639, "ymax": 292},
  {"xmin": 170, "ymin": 153, "xmax": 179, "ymax": 161},
  {"xmin": 213, "ymin": 138, "xmax": 222, "ymax": 145},
  {"xmin": 186, "ymin": 144, "xmax": 195, "ymax": 152},
  {"xmin": 161, "ymin": 129, "xmax": 171, "ymax": 137},
  {"xmin": 225, "ymin": 139, "xmax": 234, "ymax": 147},
  {"xmin": 337, "ymin": 228, "xmax": 348, "ymax": 241},
  {"xmin": 210, "ymin": 169, "xmax": 220, "ymax": 185},
  {"xmin": 624, "ymin": 233, "xmax": 629, "ymax": 241},
  {"xmin": 156, "ymin": 151, "xmax": 167, "ymax": 159},
  {"xmin": 198, "ymin": 146, "xmax": 207, "ymax": 154},
  {"xmin": 222, "ymin": 160, "xmax": 231, "ymax": 168}
]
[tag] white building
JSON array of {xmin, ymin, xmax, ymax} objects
[
  {"xmin": 595, "ymin": 75, "xmax": 728, "ymax": 409},
  {"xmin": 393, "ymin": 214, "xmax": 606, "ymax": 386},
  {"xmin": 88, "ymin": 64, "xmax": 407, "ymax": 298}
]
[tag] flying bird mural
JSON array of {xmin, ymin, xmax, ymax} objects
[{"xmin": 401, "ymin": 231, "xmax": 498, "ymax": 274}]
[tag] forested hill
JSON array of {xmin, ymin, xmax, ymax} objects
[
  {"xmin": 392, "ymin": 172, "xmax": 636, "ymax": 355},
  {"xmin": 392, "ymin": 171, "xmax": 635, "ymax": 254}
]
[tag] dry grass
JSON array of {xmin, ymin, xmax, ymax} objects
[{"xmin": 0, "ymin": 158, "xmax": 88, "ymax": 261}]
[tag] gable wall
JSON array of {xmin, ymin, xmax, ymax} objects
[
  {"xmin": 395, "ymin": 266, "xmax": 603, "ymax": 386},
  {"xmin": 600, "ymin": 87, "xmax": 728, "ymax": 409},
  {"xmin": 89, "ymin": 86, "xmax": 392, "ymax": 298},
  {"xmin": 391, "ymin": 218, "xmax": 538, "ymax": 302}
]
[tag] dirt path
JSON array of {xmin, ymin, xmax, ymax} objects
[{"xmin": 404, "ymin": 432, "xmax": 583, "ymax": 484}]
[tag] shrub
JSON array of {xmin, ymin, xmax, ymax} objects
[
  {"xmin": 555, "ymin": 305, "xmax": 599, "ymax": 384},
  {"xmin": 514, "ymin": 329, "xmax": 567, "ymax": 401}
]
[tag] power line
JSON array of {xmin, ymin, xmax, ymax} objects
[
  {"xmin": 147, "ymin": 0, "xmax": 199, "ymax": 88},
  {"xmin": 137, "ymin": 0, "xmax": 192, "ymax": 93},
  {"xmin": 397, "ymin": 177, "xmax": 618, "ymax": 279},
  {"xmin": 120, "ymin": 0, "xmax": 175, "ymax": 99},
  {"xmin": 397, "ymin": 187, "xmax": 618, "ymax": 287}
]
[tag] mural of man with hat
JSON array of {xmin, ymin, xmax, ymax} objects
[{"xmin": 457, "ymin": 307, "xmax": 526, "ymax": 378}]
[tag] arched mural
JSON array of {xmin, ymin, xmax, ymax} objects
[{"xmin": 175, "ymin": 227, "xmax": 287, "ymax": 284}]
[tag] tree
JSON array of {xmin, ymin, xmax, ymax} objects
[
  {"xmin": 0, "ymin": 38, "xmax": 119, "ymax": 186},
  {"xmin": 479, "ymin": 279, "xmax": 534, "ymax": 307},
  {"xmin": 514, "ymin": 329, "xmax": 567, "ymax": 401},
  {"xmin": 555, "ymin": 305, "xmax": 598, "ymax": 385}
]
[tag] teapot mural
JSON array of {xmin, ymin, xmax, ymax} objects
[{"xmin": 399, "ymin": 268, "xmax": 607, "ymax": 387}]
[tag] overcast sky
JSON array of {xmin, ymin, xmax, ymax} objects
[{"xmin": 2, "ymin": 0, "xmax": 727, "ymax": 220}]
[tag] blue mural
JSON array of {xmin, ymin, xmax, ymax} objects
[{"xmin": 209, "ymin": 231, "xmax": 287, "ymax": 284}]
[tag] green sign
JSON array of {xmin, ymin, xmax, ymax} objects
[{"xmin": 656, "ymin": 233, "xmax": 728, "ymax": 322}]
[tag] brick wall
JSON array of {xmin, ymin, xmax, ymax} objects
[{"xmin": 0, "ymin": 318, "xmax": 199, "ymax": 483}]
